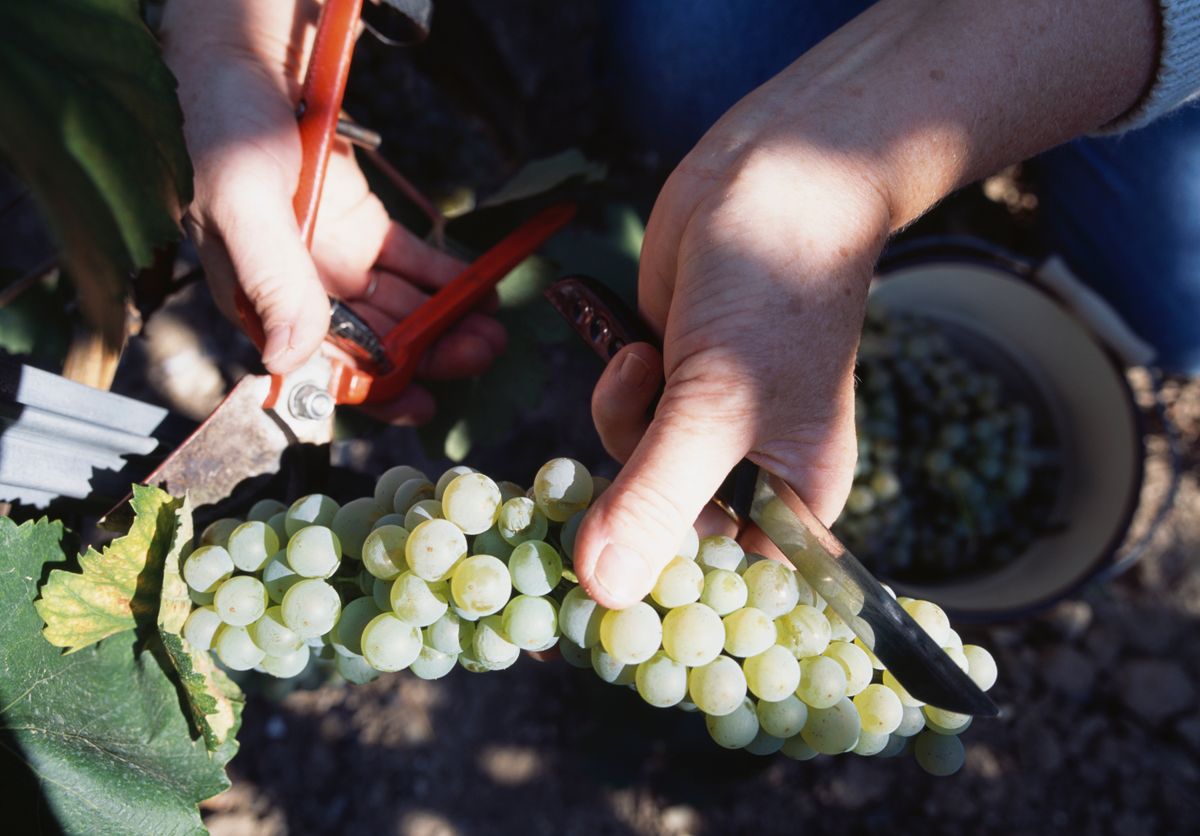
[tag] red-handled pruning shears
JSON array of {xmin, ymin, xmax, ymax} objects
[
  {"xmin": 134, "ymin": 0, "xmax": 573, "ymax": 511},
  {"xmin": 237, "ymin": 0, "xmax": 573, "ymax": 407}
]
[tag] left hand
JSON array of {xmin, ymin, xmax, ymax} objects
[{"xmin": 161, "ymin": 0, "xmax": 506, "ymax": 425}]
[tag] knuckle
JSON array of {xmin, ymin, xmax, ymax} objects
[
  {"xmin": 244, "ymin": 278, "xmax": 327, "ymax": 326},
  {"xmin": 657, "ymin": 369, "xmax": 755, "ymax": 437},
  {"xmin": 591, "ymin": 384, "xmax": 630, "ymax": 431},
  {"xmin": 602, "ymin": 476, "xmax": 692, "ymax": 559}
]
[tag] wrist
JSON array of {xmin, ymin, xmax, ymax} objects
[
  {"xmin": 162, "ymin": 0, "xmax": 318, "ymax": 81},
  {"xmin": 691, "ymin": 0, "xmax": 1157, "ymax": 235},
  {"xmin": 670, "ymin": 145, "xmax": 883, "ymax": 400},
  {"xmin": 674, "ymin": 139, "xmax": 892, "ymax": 289}
]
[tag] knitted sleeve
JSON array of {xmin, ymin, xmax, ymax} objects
[{"xmin": 1100, "ymin": 0, "xmax": 1200, "ymax": 132}]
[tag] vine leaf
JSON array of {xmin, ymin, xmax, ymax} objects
[
  {"xmin": 0, "ymin": 268, "xmax": 71, "ymax": 368},
  {"xmin": 420, "ymin": 201, "xmax": 644, "ymax": 460},
  {"xmin": 36, "ymin": 484, "xmax": 179, "ymax": 652},
  {"xmin": 540, "ymin": 202, "xmax": 644, "ymax": 307},
  {"xmin": 0, "ymin": 0, "xmax": 192, "ymax": 351},
  {"xmin": 0, "ymin": 517, "xmax": 232, "ymax": 835},
  {"xmin": 156, "ymin": 495, "xmax": 244, "ymax": 752},
  {"xmin": 419, "ymin": 256, "xmax": 559, "ymax": 460},
  {"xmin": 480, "ymin": 149, "xmax": 606, "ymax": 209}
]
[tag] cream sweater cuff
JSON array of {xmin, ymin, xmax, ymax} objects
[{"xmin": 1097, "ymin": 0, "xmax": 1200, "ymax": 133}]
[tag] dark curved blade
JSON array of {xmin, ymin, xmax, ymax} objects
[{"xmin": 750, "ymin": 471, "xmax": 998, "ymax": 716}]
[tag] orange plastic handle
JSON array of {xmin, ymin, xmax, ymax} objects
[
  {"xmin": 293, "ymin": 0, "xmax": 362, "ymax": 245},
  {"xmin": 235, "ymin": 0, "xmax": 362, "ymax": 355},
  {"xmin": 331, "ymin": 203, "xmax": 577, "ymax": 405}
]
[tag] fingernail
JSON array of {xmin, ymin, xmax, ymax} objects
[
  {"xmin": 261, "ymin": 325, "xmax": 293, "ymax": 369},
  {"xmin": 592, "ymin": 542, "xmax": 648, "ymax": 607},
  {"xmin": 618, "ymin": 352, "xmax": 651, "ymax": 388}
]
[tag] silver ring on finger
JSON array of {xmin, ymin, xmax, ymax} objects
[{"xmin": 364, "ymin": 272, "xmax": 381, "ymax": 301}]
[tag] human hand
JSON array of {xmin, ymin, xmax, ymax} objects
[
  {"xmin": 161, "ymin": 0, "xmax": 505, "ymax": 423},
  {"xmin": 573, "ymin": 0, "xmax": 1156, "ymax": 609},
  {"xmin": 573, "ymin": 141, "xmax": 887, "ymax": 609}
]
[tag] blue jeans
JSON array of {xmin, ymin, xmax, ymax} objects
[{"xmin": 604, "ymin": 0, "xmax": 1200, "ymax": 374}]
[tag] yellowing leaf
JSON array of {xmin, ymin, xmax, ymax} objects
[
  {"xmin": 156, "ymin": 495, "xmax": 244, "ymax": 751},
  {"xmin": 36, "ymin": 484, "xmax": 179, "ymax": 652},
  {"xmin": 155, "ymin": 494, "xmax": 196, "ymax": 635}
]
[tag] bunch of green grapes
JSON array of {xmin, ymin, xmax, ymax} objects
[
  {"xmin": 180, "ymin": 458, "xmax": 996, "ymax": 777},
  {"xmin": 835, "ymin": 306, "xmax": 1061, "ymax": 580}
]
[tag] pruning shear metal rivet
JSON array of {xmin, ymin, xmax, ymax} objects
[{"xmin": 290, "ymin": 383, "xmax": 336, "ymax": 421}]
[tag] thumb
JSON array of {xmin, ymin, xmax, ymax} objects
[
  {"xmin": 216, "ymin": 182, "xmax": 331, "ymax": 374},
  {"xmin": 576, "ymin": 363, "xmax": 753, "ymax": 609}
]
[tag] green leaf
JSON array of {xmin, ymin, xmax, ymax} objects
[
  {"xmin": 418, "ymin": 256, "xmax": 562, "ymax": 460},
  {"xmin": 0, "ymin": 517, "xmax": 232, "ymax": 835},
  {"xmin": 156, "ymin": 495, "xmax": 244, "ymax": 752},
  {"xmin": 425, "ymin": 330, "xmax": 549, "ymax": 460},
  {"xmin": 419, "ymin": 202, "xmax": 645, "ymax": 460},
  {"xmin": 36, "ymin": 484, "xmax": 179, "ymax": 652},
  {"xmin": 540, "ymin": 202, "xmax": 645, "ymax": 306},
  {"xmin": 496, "ymin": 254, "xmax": 576, "ymax": 344},
  {"xmin": 0, "ymin": 0, "xmax": 192, "ymax": 349},
  {"xmin": 0, "ymin": 271, "xmax": 71, "ymax": 368},
  {"xmin": 480, "ymin": 149, "xmax": 606, "ymax": 209}
]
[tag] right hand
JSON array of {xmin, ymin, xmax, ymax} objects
[
  {"xmin": 572, "ymin": 0, "xmax": 1158, "ymax": 611},
  {"xmin": 574, "ymin": 141, "xmax": 890, "ymax": 609},
  {"xmin": 161, "ymin": 0, "xmax": 505, "ymax": 423}
]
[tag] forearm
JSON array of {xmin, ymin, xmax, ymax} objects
[
  {"xmin": 161, "ymin": 0, "xmax": 317, "ymax": 81},
  {"xmin": 685, "ymin": 0, "xmax": 1158, "ymax": 232},
  {"xmin": 160, "ymin": 0, "xmax": 322, "ymax": 196}
]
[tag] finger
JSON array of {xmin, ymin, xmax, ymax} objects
[
  {"xmin": 575, "ymin": 363, "xmax": 755, "ymax": 609},
  {"xmin": 356, "ymin": 383, "xmax": 437, "ymax": 427},
  {"xmin": 418, "ymin": 332, "xmax": 497, "ymax": 380},
  {"xmin": 352, "ymin": 270, "xmax": 430, "ymax": 321},
  {"xmin": 376, "ymin": 222, "xmax": 466, "ymax": 290},
  {"xmin": 527, "ymin": 646, "xmax": 560, "ymax": 663},
  {"xmin": 475, "ymin": 289, "xmax": 501, "ymax": 315},
  {"xmin": 345, "ymin": 302, "xmax": 395, "ymax": 341},
  {"xmin": 364, "ymin": 278, "xmax": 499, "ymax": 321},
  {"xmin": 348, "ymin": 273, "xmax": 502, "ymax": 349},
  {"xmin": 752, "ymin": 397, "xmax": 859, "ymax": 529},
  {"xmin": 187, "ymin": 213, "xmax": 241, "ymax": 325},
  {"xmin": 448, "ymin": 313, "xmax": 507, "ymax": 357},
  {"xmin": 591, "ymin": 342, "xmax": 664, "ymax": 464},
  {"xmin": 346, "ymin": 303, "xmax": 504, "ymax": 381},
  {"xmin": 214, "ymin": 179, "xmax": 330, "ymax": 374},
  {"xmin": 695, "ymin": 503, "xmax": 740, "ymax": 540},
  {"xmin": 414, "ymin": 314, "xmax": 505, "ymax": 380}
]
